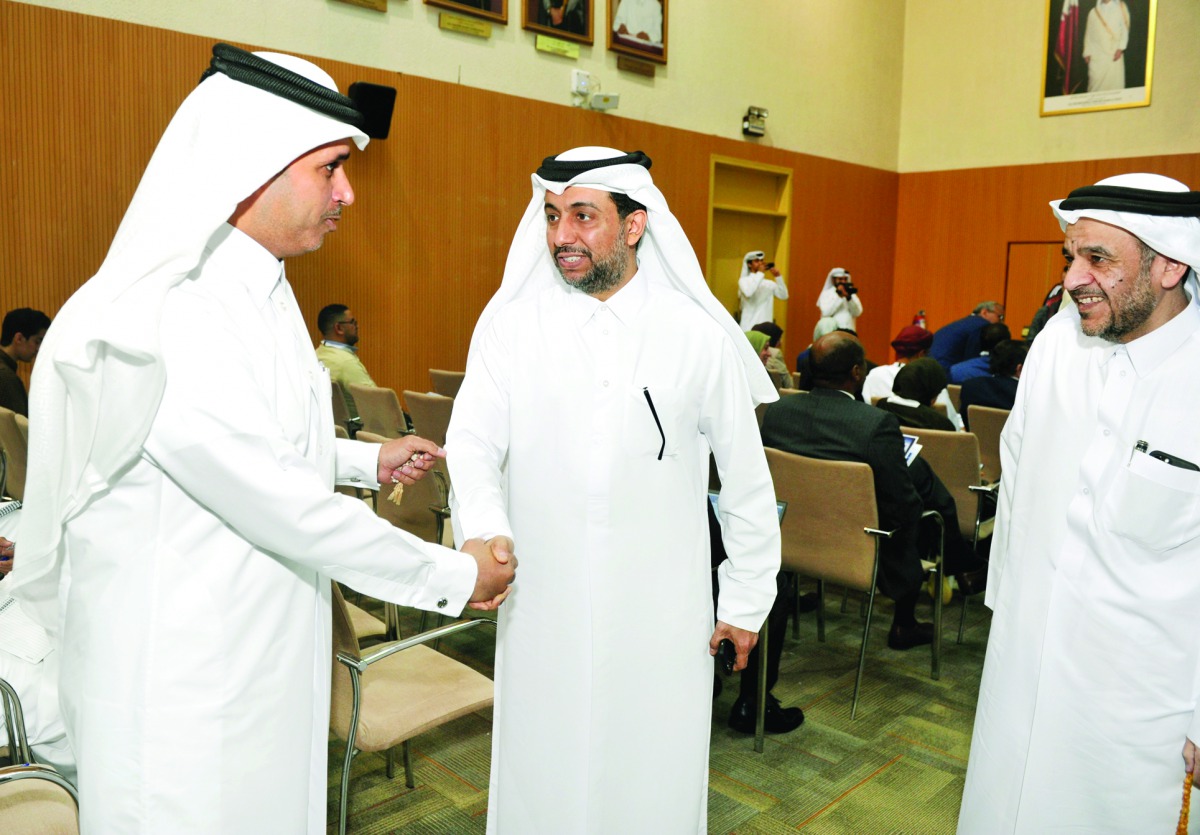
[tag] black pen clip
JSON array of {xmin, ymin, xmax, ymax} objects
[{"xmin": 642, "ymin": 387, "xmax": 665, "ymax": 461}]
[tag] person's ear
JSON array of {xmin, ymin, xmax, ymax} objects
[
  {"xmin": 1158, "ymin": 256, "xmax": 1188, "ymax": 291},
  {"xmin": 625, "ymin": 209, "xmax": 648, "ymax": 248}
]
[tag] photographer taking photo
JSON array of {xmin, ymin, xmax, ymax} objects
[
  {"xmin": 737, "ymin": 250, "xmax": 788, "ymax": 331},
  {"xmin": 816, "ymin": 267, "xmax": 863, "ymax": 330}
]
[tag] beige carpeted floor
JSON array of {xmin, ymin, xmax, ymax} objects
[{"xmin": 328, "ymin": 585, "xmax": 990, "ymax": 834}]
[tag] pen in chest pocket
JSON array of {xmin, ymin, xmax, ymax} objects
[{"xmin": 642, "ymin": 387, "xmax": 665, "ymax": 460}]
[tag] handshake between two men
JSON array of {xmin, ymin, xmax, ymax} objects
[{"xmin": 376, "ymin": 435, "xmax": 516, "ymax": 612}]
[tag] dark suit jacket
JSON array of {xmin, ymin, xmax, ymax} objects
[
  {"xmin": 760, "ymin": 388, "xmax": 924, "ymax": 599},
  {"xmin": 959, "ymin": 375, "xmax": 1018, "ymax": 428},
  {"xmin": 930, "ymin": 314, "xmax": 987, "ymax": 371}
]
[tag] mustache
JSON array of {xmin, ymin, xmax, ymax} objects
[{"xmin": 554, "ymin": 245, "xmax": 591, "ymax": 258}]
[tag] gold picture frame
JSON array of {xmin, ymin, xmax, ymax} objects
[
  {"xmin": 1040, "ymin": 0, "xmax": 1156, "ymax": 116},
  {"xmin": 607, "ymin": 0, "xmax": 666, "ymax": 65},
  {"xmin": 523, "ymin": 0, "xmax": 592, "ymax": 45},
  {"xmin": 425, "ymin": 0, "xmax": 507, "ymax": 25}
]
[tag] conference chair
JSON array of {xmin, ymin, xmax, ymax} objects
[
  {"xmin": 13, "ymin": 415, "xmax": 26, "ymax": 446},
  {"xmin": 402, "ymin": 391, "xmax": 454, "ymax": 545},
  {"xmin": 901, "ymin": 427, "xmax": 998, "ymax": 642},
  {"xmin": 428, "ymin": 369, "xmax": 465, "ymax": 399},
  {"xmin": 329, "ymin": 585, "xmax": 494, "ymax": 835},
  {"xmin": 329, "ymin": 380, "xmax": 356, "ymax": 438},
  {"xmin": 0, "ymin": 408, "xmax": 27, "ymax": 502},
  {"xmin": 0, "ymin": 678, "xmax": 79, "ymax": 835},
  {"xmin": 767, "ymin": 369, "xmax": 791, "ymax": 390},
  {"xmin": 348, "ymin": 385, "xmax": 408, "ymax": 439},
  {"xmin": 765, "ymin": 448, "xmax": 944, "ymax": 719},
  {"xmin": 946, "ymin": 384, "xmax": 962, "ymax": 413},
  {"xmin": 778, "ymin": 388, "xmax": 803, "ymax": 397},
  {"xmin": 966, "ymin": 405, "xmax": 1009, "ymax": 483}
]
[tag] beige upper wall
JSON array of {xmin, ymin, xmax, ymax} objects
[
  {"xmin": 898, "ymin": 0, "xmax": 1200, "ymax": 172},
  {"xmin": 13, "ymin": 0, "xmax": 906, "ymax": 171}
]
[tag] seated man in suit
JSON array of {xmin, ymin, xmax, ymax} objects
[
  {"xmin": 959, "ymin": 339, "xmax": 1028, "ymax": 429},
  {"xmin": 761, "ymin": 332, "xmax": 984, "ymax": 650}
]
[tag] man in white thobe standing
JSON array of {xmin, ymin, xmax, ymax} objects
[
  {"xmin": 1083, "ymin": 0, "xmax": 1130, "ymax": 92},
  {"xmin": 737, "ymin": 250, "xmax": 788, "ymax": 331},
  {"xmin": 8, "ymin": 44, "xmax": 514, "ymax": 833},
  {"xmin": 958, "ymin": 173, "xmax": 1200, "ymax": 833},
  {"xmin": 447, "ymin": 147, "xmax": 782, "ymax": 833},
  {"xmin": 816, "ymin": 267, "xmax": 863, "ymax": 330}
]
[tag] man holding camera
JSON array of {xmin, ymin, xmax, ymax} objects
[
  {"xmin": 817, "ymin": 267, "xmax": 863, "ymax": 330},
  {"xmin": 737, "ymin": 250, "xmax": 788, "ymax": 330}
]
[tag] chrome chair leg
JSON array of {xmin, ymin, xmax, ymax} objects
[
  {"xmin": 403, "ymin": 740, "xmax": 415, "ymax": 789},
  {"xmin": 754, "ymin": 620, "xmax": 769, "ymax": 754},
  {"xmin": 958, "ymin": 594, "xmax": 969, "ymax": 644}
]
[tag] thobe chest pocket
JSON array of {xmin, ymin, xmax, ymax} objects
[
  {"xmin": 1102, "ymin": 449, "xmax": 1200, "ymax": 552},
  {"xmin": 627, "ymin": 385, "xmax": 685, "ymax": 460}
]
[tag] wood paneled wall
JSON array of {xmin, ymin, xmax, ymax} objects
[
  {"xmin": 0, "ymin": 2, "xmax": 901, "ymax": 393},
  {"xmin": 19, "ymin": 6, "xmax": 1195, "ymax": 387},
  {"xmin": 891, "ymin": 154, "xmax": 1200, "ymax": 348}
]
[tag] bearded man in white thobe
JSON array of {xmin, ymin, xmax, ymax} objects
[
  {"xmin": 959, "ymin": 173, "xmax": 1200, "ymax": 833},
  {"xmin": 7, "ymin": 44, "xmax": 514, "ymax": 833},
  {"xmin": 737, "ymin": 250, "xmax": 788, "ymax": 331},
  {"xmin": 816, "ymin": 267, "xmax": 863, "ymax": 330},
  {"xmin": 1083, "ymin": 0, "xmax": 1130, "ymax": 92},
  {"xmin": 447, "ymin": 147, "xmax": 782, "ymax": 833}
]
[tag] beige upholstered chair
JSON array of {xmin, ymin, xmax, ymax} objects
[
  {"xmin": 348, "ymin": 385, "xmax": 408, "ymax": 439},
  {"xmin": 0, "ymin": 408, "xmax": 27, "ymax": 501},
  {"xmin": 946, "ymin": 384, "xmax": 962, "ymax": 413},
  {"xmin": 778, "ymin": 388, "xmax": 803, "ymax": 397},
  {"xmin": 403, "ymin": 392, "xmax": 454, "ymax": 543},
  {"xmin": 765, "ymin": 448, "xmax": 944, "ymax": 719},
  {"xmin": 329, "ymin": 380, "xmax": 355, "ymax": 438},
  {"xmin": 767, "ymin": 369, "xmax": 791, "ymax": 390},
  {"xmin": 900, "ymin": 427, "xmax": 998, "ymax": 642},
  {"xmin": 329, "ymin": 584, "xmax": 494, "ymax": 835},
  {"xmin": 966, "ymin": 405, "xmax": 1009, "ymax": 484},
  {"xmin": 428, "ymin": 369, "xmax": 465, "ymax": 399},
  {"xmin": 13, "ymin": 415, "xmax": 27, "ymax": 446},
  {"xmin": 0, "ymin": 678, "xmax": 79, "ymax": 834}
]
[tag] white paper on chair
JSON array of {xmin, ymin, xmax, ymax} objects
[{"xmin": 902, "ymin": 435, "xmax": 922, "ymax": 467}]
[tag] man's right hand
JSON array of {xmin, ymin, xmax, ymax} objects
[{"xmin": 463, "ymin": 536, "xmax": 517, "ymax": 611}]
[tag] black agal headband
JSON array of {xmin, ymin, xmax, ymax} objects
[
  {"xmin": 199, "ymin": 43, "xmax": 366, "ymax": 131},
  {"xmin": 1058, "ymin": 184, "xmax": 1200, "ymax": 218},
  {"xmin": 536, "ymin": 150, "xmax": 652, "ymax": 181}
]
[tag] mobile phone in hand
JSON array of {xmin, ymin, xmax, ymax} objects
[{"xmin": 716, "ymin": 638, "xmax": 736, "ymax": 676}]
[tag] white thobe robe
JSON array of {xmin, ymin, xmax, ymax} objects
[
  {"xmin": 612, "ymin": 0, "xmax": 664, "ymax": 45},
  {"xmin": 1083, "ymin": 0, "xmax": 1130, "ymax": 92},
  {"xmin": 737, "ymin": 270, "xmax": 788, "ymax": 331},
  {"xmin": 959, "ymin": 280, "xmax": 1200, "ymax": 833},
  {"xmin": 448, "ymin": 271, "xmax": 780, "ymax": 834},
  {"xmin": 816, "ymin": 287, "xmax": 863, "ymax": 330},
  {"xmin": 58, "ymin": 225, "xmax": 476, "ymax": 833}
]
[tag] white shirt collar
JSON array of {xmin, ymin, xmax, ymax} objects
[
  {"xmin": 204, "ymin": 224, "xmax": 284, "ymax": 310},
  {"xmin": 565, "ymin": 269, "xmax": 649, "ymax": 328},
  {"xmin": 1102, "ymin": 283, "xmax": 1200, "ymax": 377}
]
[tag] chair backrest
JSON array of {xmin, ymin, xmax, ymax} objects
[
  {"xmin": 403, "ymin": 391, "xmax": 454, "ymax": 449},
  {"xmin": 0, "ymin": 408, "xmax": 27, "ymax": 501},
  {"xmin": 349, "ymin": 384, "xmax": 407, "ymax": 438},
  {"xmin": 328, "ymin": 583, "xmax": 361, "ymax": 740},
  {"xmin": 428, "ymin": 369, "xmax": 465, "ymax": 399},
  {"xmin": 946, "ymin": 384, "xmax": 962, "ymax": 413},
  {"xmin": 329, "ymin": 380, "xmax": 353, "ymax": 434},
  {"xmin": 778, "ymin": 388, "xmax": 803, "ymax": 397},
  {"xmin": 767, "ymin": 369, "xmax": 790, "ymax": 390},
  {"xmin": 765, "ymin": 448, "xmax": 881, "ymax": 592},
  {"xmin": 967, "ymin": 405, "xmax": 1009, "ymax": 483},
  {"xmin": 13, "ymin": 415, "xmax": 27, "ymax": 445},
  {"xmin": 901, "ymin": 426, "xmax": 982, "ymax": 540}
]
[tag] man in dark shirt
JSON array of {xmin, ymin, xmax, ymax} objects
[
  {"xmin": 959, "ymin": 339, "xmax": 1028, "ymax": 428},
  {"xmin": 0, "ymin": 308, "xmax": 50, "ymax": 416}
]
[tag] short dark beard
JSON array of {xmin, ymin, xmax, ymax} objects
[
  {"xmin": 1079, "ymin": 248, "xmax": 1159, "ymax": 342},
  {"xmin": 554, "ymin": 239, "xmax": 631, "ymax": 297}
]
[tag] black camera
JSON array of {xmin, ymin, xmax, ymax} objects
[{"xmin": 766, "ymin": 262, "xmax": 775, "ymax": 269}]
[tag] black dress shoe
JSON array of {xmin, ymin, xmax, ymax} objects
[
  {"xmin": 955, "ymin": 565, "xmax": 988, "ymax": 597},
  {"xmin": 728, "ymin": 694, "xmax": 805, "ymax": 735},
  {"xmin": 887, "ymin": 621, "xmax": 935, "ymax": 651}
]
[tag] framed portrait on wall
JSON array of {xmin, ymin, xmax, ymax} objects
[
  {"xmin": 425, "ymin": 0, "xmax": 508, "ymax": 24},
  {"xmin": 523, "ymin": 0, "xmax": 592, "ymax": 44},
  {"xmin": 607, "ymin": 0, "xmax": 666, "ymax": 64},
  {"xmin": 1040, "ymin": 0, "xmax": 1156, "ymax": 116}
]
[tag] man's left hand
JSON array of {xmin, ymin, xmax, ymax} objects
[
  {"xmin": 1184, "ymin": 737, "xmax": 1199, "ymax": 787},
  {"xmin": 709, "ymin": 621, "xmax": 758, "ymax": 672},
  {"xmin": 377, "ymin": 435, "xmax": 446, "ymax": 486}
]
